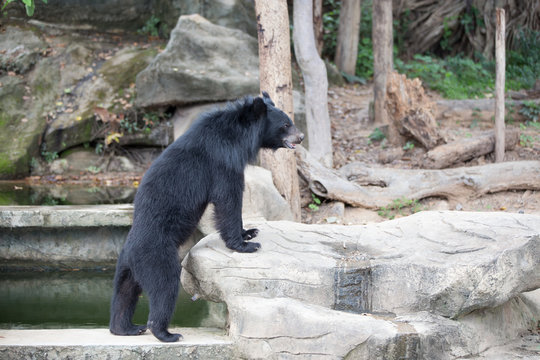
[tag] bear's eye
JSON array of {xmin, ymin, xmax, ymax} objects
[{"xmin": 284, "ymin": 123, "xmax": 290, "ymax": 128}]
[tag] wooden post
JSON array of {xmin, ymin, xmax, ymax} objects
[
  {"xmin": 494, "ymin": 8, "xmax": 505, "ymax": 163},
  {"xmin": 254, "ymin": 0, "xmax": 302, "ymax": 221}
]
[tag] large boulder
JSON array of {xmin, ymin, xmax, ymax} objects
[
  {"xmin": 42, "ymin": 45, "xmax": 160, "ymax": 154},
  {"xmin": 0, "ymin": 24, "xmax": 163, "ymax": 178},
  {"xmin": 4, "ymin": 0, "xmax": 256, "ymax": 35},
  {"xmin": 182, "ymin": 211, "xmax": 540, "ymax": 359},
  {"xmin": 0, "ymin": 26, "xmax": 53, "ymax": 178},
  {"xmin": 136, "ymin": 14, "xmax": 259, "ymax": 108}
]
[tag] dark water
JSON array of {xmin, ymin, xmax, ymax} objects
[
  {"xmin": 0, "ymin": 182, "xmax": 136, "ymax": 206},
  {"xmin": 0, "ymin": 271, "xmax": 213, "ymax": 329}
]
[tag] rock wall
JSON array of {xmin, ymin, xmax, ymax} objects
[
  {"xmin": 4, "ymin": 0, "xmax": 256, "ymax": 35},
  {"xmin": 182, "ymin": 211, "xmax": 540, "ymax": 359},
  {"xmin": 0, "ymin": 2, "xmax": 262, "ymax": 179}
]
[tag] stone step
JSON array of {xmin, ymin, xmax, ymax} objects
[
  {"xmin": 0, "ymin": 205, "xmax": 134, "ymax": 270},
  {"xmin": 0, "ymin": 204, "xmax": 134, "ymax": 228},
  {"xmin": 0, "ymin": 327, "xmax": 235, "ymax": 359}
]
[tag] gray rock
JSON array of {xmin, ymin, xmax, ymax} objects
[
  {"xmin": 0, "ymin": 27, "xmax": 57, "ymax": 178},
  {"xmin": 5, "ymin": 0, "xmax": 151, "ymax": 32},
  {"xmin": 43, "ymin": 46, "xmax": 158, "ymax": 153},
  {"xmin": 5, "ymin": 0, "xmax": 256, "ymax": 36},
  {"xmin": 197, "ymin": 166, "xmax": 294, "ymax": 235},
  {"xmin": 181, "ymin": 211, "xmax": 540, "ymax": 359},
  {"xmin": 169, "ymin": 0, "xmax": 257, "ymax": 36},
  {"xmin": 172, "ymin": 102, "xmax": 225, "ymax": 140},
  {"xmin": 0, "ymin": 26, "xmax": 47, "ymax": 74},
  {"xmin": 136, "ymin": 14, "xmax": 259, "ymax": 108}
]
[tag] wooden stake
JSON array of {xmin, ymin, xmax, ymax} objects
[{"xmin": 494, "ymin": 8, "xmax": 505, "ymax": 163}]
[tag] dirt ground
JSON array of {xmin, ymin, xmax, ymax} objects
[{"xmin": 301, "ymin": 84, "xmax": 540, "ymax": 224}]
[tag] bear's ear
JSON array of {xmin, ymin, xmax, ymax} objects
[
  {"xmin": 253, "ymin": 96, "xmax": 267, "ymax": 117},
  {"xmin": 261, "ymin": 91, "xmax": 275, "ymax": 106}
]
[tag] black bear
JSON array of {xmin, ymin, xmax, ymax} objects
[{"xmin": 109, "ymin": 92, "xmax": 304, "ymax": 342}]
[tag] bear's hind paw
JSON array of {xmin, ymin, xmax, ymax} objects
[
  {"xmin": 242, "ymin": 228, "xmax": 259, "ymax": 240},
  {"xmin": 110, "ymin": 324, "xmax": 147, "ymax": 336}
]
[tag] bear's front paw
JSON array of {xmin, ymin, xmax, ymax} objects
[
  {"xmin": 242, "ymin": 228, "xmax": 259, "ymax": 240},
  {"xmin": 232, "ymin": 241, "xmax": 261, "ymax": 253}
]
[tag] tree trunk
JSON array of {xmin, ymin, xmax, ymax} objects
[
  {"xmin": 297, "ymin": 145, "xmax": 540, "ymax": 208},
  {"xmin": 293, "ymin": 0, "xmax": 333, "ymax": 168},
  {"xmin": 254, "ymin": 0, "xmax": 302, "ymax": 221},
  {"xmin": 313, "ymin": 0, "xmax": 324, "ymax": 55},
  {"xmin": 334, "ymin": 0, "xmax": 361, "ymax": 76},
  {"xmin": 372, "ymin": 0, "xmax": 397, "ymax": 140},
  {"xmin": 494, "ymin": 8, "xmax": 506, "ymax": 163}
]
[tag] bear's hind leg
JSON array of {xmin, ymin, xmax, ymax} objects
[
  {"xmin": 144, "ymin": 257, "xmax": 183, "ymax": 342},
  {"xmin": 110, "ymin": 267, "xmax": 147, "ymax": 335}
]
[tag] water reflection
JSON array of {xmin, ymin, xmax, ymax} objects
[{"xmin": 0, "ymin": 271, "xmax": 224, "ymax": 329}]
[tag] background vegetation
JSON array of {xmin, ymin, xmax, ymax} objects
[{"xmin": 322, "ymin": 0, "xmax": 540, "ymax": 99}]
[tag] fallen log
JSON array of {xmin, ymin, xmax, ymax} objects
[
  {"xmin": 296, "ymin": 146, "xmax": 540, "ymax": 208},
  {"xmin": 296, "ymin": 146, "xmax": 378, "ymax": 208},
  {"xmin": 423, "ymin": 129, "xmax": 519, "ymax": 169},
  {"xmin": 339, "ymin": 160, "xmax": 540, "ymax": 205}
]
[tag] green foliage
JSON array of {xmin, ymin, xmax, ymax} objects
[
  {"xmin": 120, "ymin": 112, "xmax": 158, "ymax": 134},
  {"xmin": 519, "ymin": 101, "xmax": 540, "ymax": 123},
  {"xmin": 322, "ymin": 0, "xmax": 340, "ymax": 59},
  {"xmin": 355, "ymin": 37, "xmax": 374, "ymax": 80},
  {"xmin": 95, "ymin": 142, "xmax": 104, "ymax": 155},
  {"xmin": 378, "ymin": 197, "xmax": 422, "ymax": 220},
  {"xmin": 368, "ymin": 127, "xmax": 385, "ymax": 142},
  {"xmin": 519, "ymin": 133, "xmax": 534, "ymax": 148},
  {"xmin": 507, "ymin": 29, "xmax": 540, "ymax": 90},
  {"xmin": 137, "ymin": 15, "xmax": 168, "ymax": 39},
  {"xmin": 440, "ymin": 15, "xmax": 458, "ymax": 51},
  {"xmin": 321, "ymin": 1, "xmax": 537, "ymax": 95},
  {"xmin": 29, "ymin": 157, "xmax": 39, "ymax": 171},
  {"xmin": 459, "ymin": 6, "xmax": 484, "ymax": 35},
  {"xmin": 308, "ymin": 193, "xmax": 322, "ymax": 212},
  {"xmin": 85, "ymin": 166, "xmax": 101, "ymax": 174},
  {"xmin": 402, "ymin": 141, "xmax": 414, "ymax": 151},
  {"xmin": 41, "ymin": 150, "xmax": 58, "ymax": 163},
  {"xmin": 356, "ymin": 0, "xmax": 374, "ymax": 79},
  {"xmin": 395, "ymin": 54, "xmax": 494, "ymax": 99},
  {"xmin": 1, "ymin": 0, "xmax": 47, "ymax": 16}
]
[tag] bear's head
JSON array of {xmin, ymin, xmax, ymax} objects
[{"xmin": 254, "ymin": 91, "xmax": 304, "ymax": 150}]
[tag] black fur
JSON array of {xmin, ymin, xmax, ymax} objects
[{"xmin": 109, "ymin": 92, "xmax": 303, "ymax": 342}]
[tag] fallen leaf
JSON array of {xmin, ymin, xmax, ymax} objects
[{"xmin": 105, "ymin": 132, "xmax": 122, "ymax": 145}]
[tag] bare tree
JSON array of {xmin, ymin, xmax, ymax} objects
[
  {"xmin": 254, "ymin": 0, "xmax": 302, "ymax": 221},
  {"xmin": 334, "ymin": 0, "xmax": 361, "ymax": 76},
  {"xmin": 293, "ymin": 0, "xmax": 333, "ymax": 168}
]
